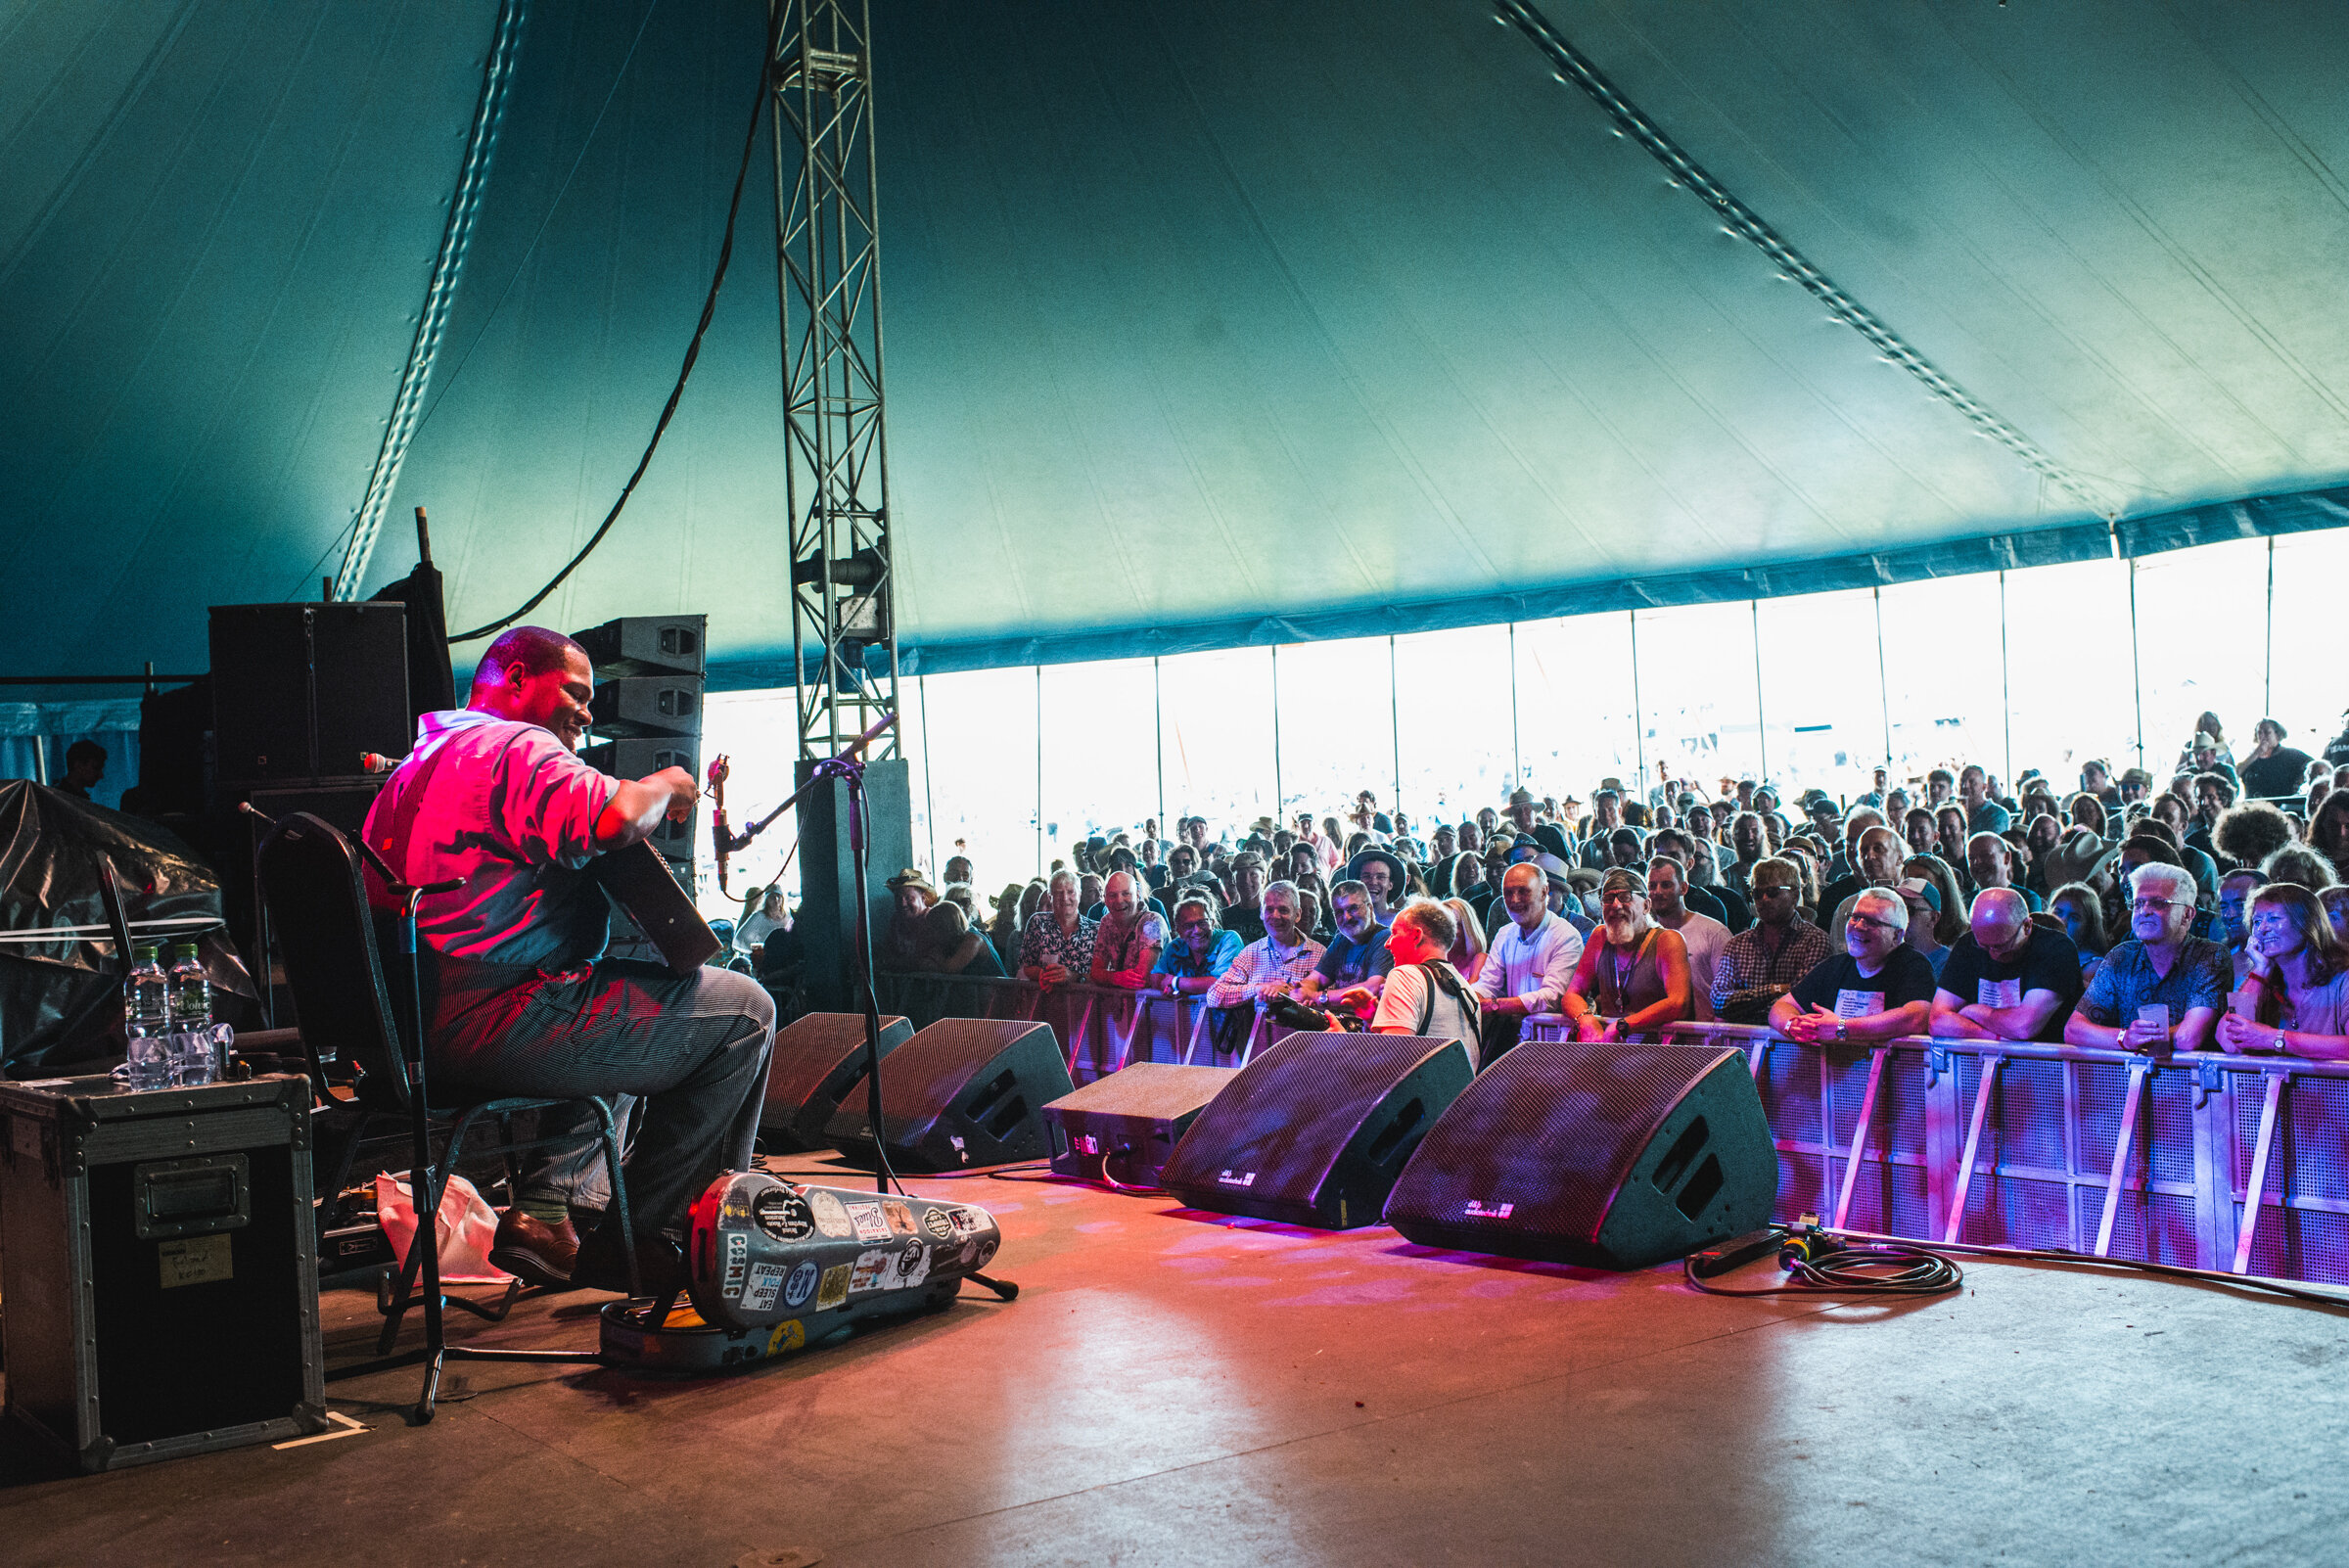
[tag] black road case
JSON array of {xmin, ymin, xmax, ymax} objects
[{"xmin": 0, "ymin": 1073, "xmax": 326, "ymax": 1470}]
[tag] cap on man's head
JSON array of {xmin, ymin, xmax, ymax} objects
[
  {"xmin": 2120, "ymin": 767, "xmax": 2153, "ymax": 787},
  {"xmin": 1894, "ymin": 876, "xmax": 1942, "ymax": 913}
]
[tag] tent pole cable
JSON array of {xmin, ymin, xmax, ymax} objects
[{"xmin": 336, "ymin": 0, "xmax": 530, "ymax": 600}]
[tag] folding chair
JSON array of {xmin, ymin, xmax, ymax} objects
[{"xmin": 255, "ymin": 811, "xmax": 638, "ymax": 1423}]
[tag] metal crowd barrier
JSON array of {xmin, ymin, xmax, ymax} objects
[
  {"xmin": 861, "ymin": 976, "xmax": 2349, "ymax": 1286},
  {"xmin": 869, "ymin": 972, "xmax": 1279, "ymax": 1084},
  {"xmin": 1524, "ymin": 1016, "xmax": 2349, "ymax": 1285}
]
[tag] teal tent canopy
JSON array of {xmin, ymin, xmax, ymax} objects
[{"xmin": 4, "ymin": 1, "xmax": 2345, "ymax": 686}]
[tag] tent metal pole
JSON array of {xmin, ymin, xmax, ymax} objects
[
  {"xmin": 2265, "ymin": 535, "xmax": 2276, "ymax": 715},
  {"xmin": 1389, "ymin": 636, "xmax": 1402, "ymax": 818},
  {"xmin": 1750, "ymin": 600, "xmax": 1767, "ymax": 784},
  {"xmin": 2128, "ymin": 557, "xmax": 2145, "ymax": 775},
  {"xmin": 1154, "ymin": 656, "xmax": 1165, "ymax": 842},
  {"xmin": 1873, "ymin": 585, "xmax": 1893, "ymax": 769},
  {"xmin": 1035, "ymin": 666, "xmax": 1044, "ymax": 877},
  {"xmin": 1999, "ymin": 571, "xmax": 2012, "ymax": 785},
  {"xmin": 918, "ymin": 671, "xmax": 936, "ymax": 873},
  {"xmin": 1630, "ymin": 610, "xmax": 1646, "ymax": 785},
  {"xmin": 1270, "ymin": 645, "xmax": 1284, "ymax": 819},
  {"xmin": 1508, "ymin": 622, "xmax": 1522, "ymax": 788}
]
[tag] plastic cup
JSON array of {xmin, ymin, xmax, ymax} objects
[
  {"xmin": 115, "ymin": 1035, "xmax": 169, "ymax": 1091},
  {"xmin": 168, "ymin": 1029, "xmax": 217, "ymax": 1087}
]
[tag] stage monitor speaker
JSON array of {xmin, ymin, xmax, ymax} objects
[
  {"xmin": 1159, "ymin": 1032, "xmax": 1473, "ymax": 1229},
  {"xmin": 1384, "ymin": 1040, "xmax": 1777, "ymax": 1269},
  {"xmin": 574, "ymin": 615, "xmax": 707, "ymax": 679},
  {"xmin": 209, "ymin": 604, "xmax": 410, "ymax": 784},
  {"xmin": 760, "ymin": 1012, "xmax": 914, "ymax": 1151},
  {"xmin": 588, "ymin": 675, "xmax": 703, "ymax": 740},
  {"xmin": 580, "ymin": 737, "xmax": 698, "ymax": 862},
  {"xmin": 1044, "ymin": 1063, "xmax": 1236, "ymax": 1189},
  {"xmin": 823, "ymin": 1019, "xmax": 1072, "ymax": 1173}
]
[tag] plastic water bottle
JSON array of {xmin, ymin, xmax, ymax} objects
[
  {"xmin": 120, "ymin": 945, "xmax": 171, "ymax": 1090},
  {"xmin": 166, "ymin": 942, "xmax": 212, "ymax": 1032},
  {"xmin": 166, "ymin": 942, "xmax": 215, "ymax": 1085},
  {"xmin": 126, "ymin": 944, "xmax": 170, "ymax": 1037}
]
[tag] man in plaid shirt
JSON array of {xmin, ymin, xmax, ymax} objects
[
  {"xmin": 1208, "ymin": 881, "xmax": 1325, "ymax": 1013},
  {"xmin": 1711, "ymin": 856, "xmax": 1833, "ymax": 1023}
]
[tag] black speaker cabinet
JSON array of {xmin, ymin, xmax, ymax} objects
[
  {"xmin": 1385, "ymin": 1040, "xmax": 1778, "ymax": 1269},
  {"xmin": 0, "ymin": 1074, "xmax": 325, "ymax": 1471},
  {"xmin": 794, "ymin": 757, "xmax": 912, "ymax": 1012},
  {"xmin": 760, "ymin": 1012, "xmax": 914, "ymax": 1151},
  {"xmin": 209, "ymin": 602, "xmax": 410, "ymax": 784},
  {"xmin": 1044, "ymin": 1063, "xmax": 1237, "ymax": 1189},
  {"xmin": 574, "ymin": 615, "xmax": 707, "ymax": 679},
  {"xmin": 823, "ymin": 1019, "xmax": 1073, "ymax": 1172},
  {"xmin": 581, "ymin": 737, "xmax": 699, "ymax": 780},
  {"xmin": 588, "ymin": 675, "xmax": 702, "ymax": 739},
  {"xmin": 1159, "ymin": 1032, "xmax": 1474, "ymax": 1229},
  {"xmin": 580, "ymin": 737, "xmax": 699, "ymax": 861}
]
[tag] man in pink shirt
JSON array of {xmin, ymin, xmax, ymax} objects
[{"xmin": 363, "ymin": 626, "xmax": 772, "ymax": 1296}]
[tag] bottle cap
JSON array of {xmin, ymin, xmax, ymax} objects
[{"xmin": 173, "ymin": 941, "xmax": 201, "ymax": 958}]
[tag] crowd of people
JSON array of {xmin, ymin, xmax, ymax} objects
[{"xmin": 832, "ymin": 707, "xmax": 2349, "ymax": 1068}]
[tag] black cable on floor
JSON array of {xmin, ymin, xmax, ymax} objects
[{"xmin": 1686, "ymin": 1230, "xmax": 1962, "ymax": 1299}]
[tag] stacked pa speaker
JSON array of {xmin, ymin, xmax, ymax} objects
[{"xmin": 575, "ymin": 615, "xmax": 705, "ymax": 873}]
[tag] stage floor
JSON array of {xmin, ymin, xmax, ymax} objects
[{"xmin": 6, "ymin": 1158, "xmax": 2348, "ymax": 1567}]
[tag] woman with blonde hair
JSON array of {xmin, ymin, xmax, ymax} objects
[{"xmin": 1441, "ymin": 897, "xmax": 1489, "ymax": 985}]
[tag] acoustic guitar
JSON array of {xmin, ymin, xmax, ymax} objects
[{"xmin": 588, "ymin": 839, "xmax": 722, "ymax": 973}]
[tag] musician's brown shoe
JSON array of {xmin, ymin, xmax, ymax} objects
[{"xmin": 488, "ymin": 1210, "xmax": 580, "ymax": 1291}]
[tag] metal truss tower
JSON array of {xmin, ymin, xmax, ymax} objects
[{"xmin": 771, "ymin": 0, "xmax": 898, "ymax": 761}]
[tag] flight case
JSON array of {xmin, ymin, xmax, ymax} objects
[{"xmin": 0, "ymin": 1073, "xmax": 327, "ymax": 1470}]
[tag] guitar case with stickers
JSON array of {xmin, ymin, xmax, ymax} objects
[{"xmin": 599, "ymin": 1172, "xmax": 1001, "ymax": 1373}]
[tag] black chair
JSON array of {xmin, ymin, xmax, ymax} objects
[{"xmin": 255, "ymin": 811, "xmax": 638, "ymax": 1422}]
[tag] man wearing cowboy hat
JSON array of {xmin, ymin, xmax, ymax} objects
[{"xmin": 1347, "ymin": 846, "xmax": 1407, "ymax": 923}]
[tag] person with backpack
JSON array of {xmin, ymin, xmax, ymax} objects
[{"xmin": 1360, "ymin": 899, "xmax": 1485, "ymax": 1067}]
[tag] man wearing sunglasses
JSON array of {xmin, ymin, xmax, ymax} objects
[
  {"xmin": 1770, "ymin": 889, "xmax": 1937, "ymax": 1043},
  {"xmin": 2063, "ymin": 861, "xmax": 2229, "ymax": 1054}
]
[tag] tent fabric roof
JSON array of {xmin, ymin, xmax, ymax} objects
[{"xmin": 5, "ymin": 1, "xmax": 2346, "ymax": 687}]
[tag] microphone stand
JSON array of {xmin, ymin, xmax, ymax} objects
[{"xmin": 713, "ymin": 715, "xmax": 898, "ymax": 1197}]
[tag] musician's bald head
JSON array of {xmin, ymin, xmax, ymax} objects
[
  {"xmin": 470, "ymin": 626, "xmax": 596, "ymax": 750},
  {"xmin": 473, "ymin": 626, "xmax": 587, "ymax": 693}
]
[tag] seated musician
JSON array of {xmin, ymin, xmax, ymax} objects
[{"xmin": 362, "ymin": 626, "xmax": 775, "ymax": 1295}]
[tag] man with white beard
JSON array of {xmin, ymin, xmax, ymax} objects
[{"xmin": 1561, "ymin": 868, "xmax": 1694, "ymax": 1043}]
